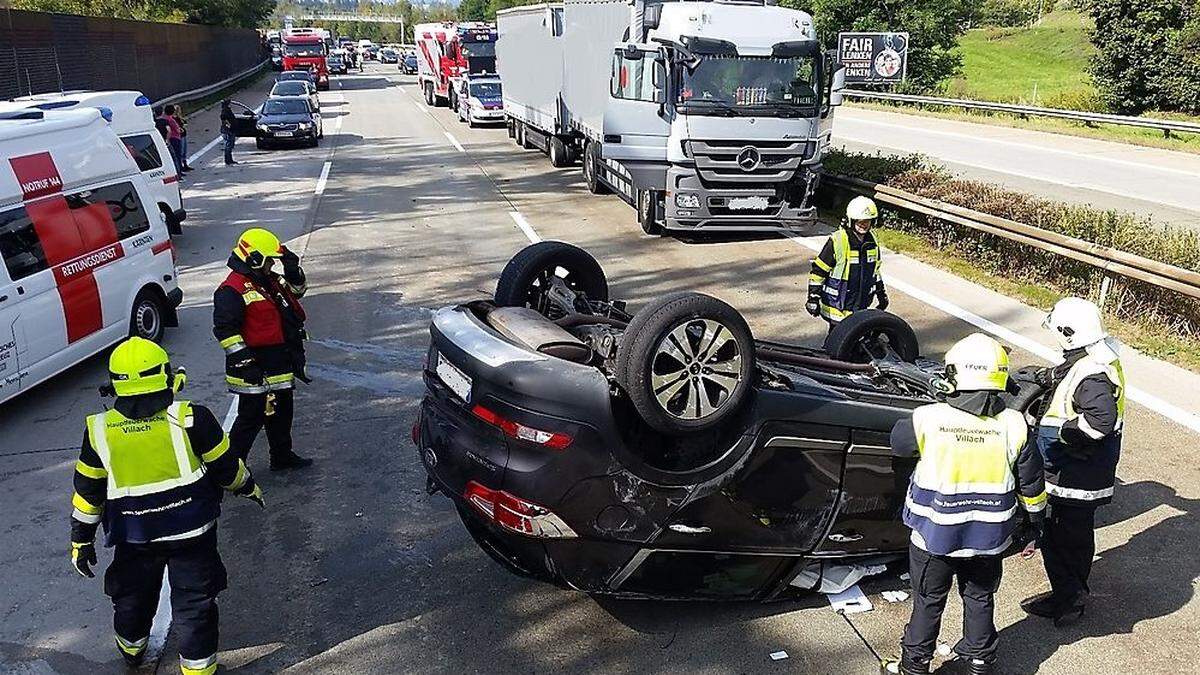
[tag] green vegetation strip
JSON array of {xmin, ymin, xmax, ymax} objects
[{"xmin": 822, "ymin": 151, "xmax": 1200, "ymax": 371}]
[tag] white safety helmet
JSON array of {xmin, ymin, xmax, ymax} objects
[
  {"xmin": 846, "ymin": 196, "xmax": 879, "ymax": 223},
  {"xmin": 943, "ymin": 333, "xmax": 1011, "ymax": 392},
  {"xmin": 1043, "ymin": 297, "xmax": 1106, "ymax": 351}
]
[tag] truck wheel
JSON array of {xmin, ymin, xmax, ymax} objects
[
  {"xmin": 549, "ymin": 136, "xmax": 571, "ymax": 167},
  {"xmin": 637, "ymin": 190, "xmax": 663, "ymax": 235},
  {"xmin": 824, "ymin": 309, "xmax": 920, "ymax": 363},
  {"xmin": 520, "ymin": 124, "xmax": 536, "ymax": 150},
  {"xmin": 424, "ymin": 83, "xmax": 434, "ymax": 106},
  {"xmin": 506, "ymin": 119, "xmax": 516, "ymax": 139},
  {"xmin": 495, "ymin": 241, "xmax": 609, "ymax": 313},
  {"xmin": 583, "ymin": 142, "xmax": 609, "ymax": 195},
  {"xmin": 129, "ymin": 288, "xmax": 166, "ymax": 342},
  {"xmin": 514, "ymin": 123, "xmax": 525, "ymax": 147},
  {"xmin": 617, "ymin": 292, "xmax": 755, "ymax": 435}
]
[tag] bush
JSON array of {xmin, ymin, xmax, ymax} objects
[
  {"xmin": 1041, "ymin": 88, "xmax": 1108, "ymax": 112},
  {"xmin": 823, "ymin": 150, "xmax": 1200, "ymax": 337},
  {"xmin": 975, "ymin": 0, "xmax": 1041, "ymax": 27},
  {"xmin": 1089, "ymin": 0, "xmax": 1200, "ymax": 115}
]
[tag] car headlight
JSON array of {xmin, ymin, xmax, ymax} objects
[
  {"xmin": 257, "ymin": 124, "xmax": 268, "ymax": 132},
  {"xmin": 297, "ymin": 122, "xmax": 312, "ymax": 129},
  {"xmin": 675, "ymin": 193, "xmax": 701, "ymax": 209}
]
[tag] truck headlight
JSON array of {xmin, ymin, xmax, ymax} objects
[{"xmin": 675, "ymin": 193, "xmax": 701, "ymax": 209}]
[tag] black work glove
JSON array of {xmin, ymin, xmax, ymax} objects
[
  {"xmin": 875, "ymin": 283, "xmax": 889, "ymax": 311},
  {"xmin": 226, "ymin": 353, "xmax": 264, "ymax": 385},
  {"xmin": 805, "ymin": 287, "xmax": 822, "ymax": 318},
  {"xmin": 71, "ymin": 541, "xmax": 97, "ymax": 578},
  {"xmin": 279, "ymin": 246, "xmax": 305, "ymax": 287}
]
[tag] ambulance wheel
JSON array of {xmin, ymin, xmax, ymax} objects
[{"xmin": 130, "ymin": 289, "xmax": 166, "ymax": 342}]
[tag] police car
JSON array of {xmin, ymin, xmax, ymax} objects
[
  {"xmin": 1, "ymin": 91, "xmax": 187, "ymax": 235},
  {"xmin": 0, "ymin": 108, "xmax": 183, "ymax": 405}
]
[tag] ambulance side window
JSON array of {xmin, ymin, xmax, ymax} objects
[
  {"xmin": 68, "ymin": 182, "xmax": 151, "ymax": 240},
  {"xmin": 0, "ymin": 205, "xmax": 47, "ymax": 281},
  {"xmin": 121, "ymin": 134, "xmax": 164, "ymax": 172}
]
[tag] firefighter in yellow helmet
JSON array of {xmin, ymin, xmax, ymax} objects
[
  {"xmin": 807, "ymin": 196, "xmax": 888, "ymax": 326},
  {"xmin": 887, "ymin": 333, "xmax": 1046, "ymax": 675},
  {"xmin": 213, "ymin": 228, "xmax": 312, "ymax": 470},
  {"xmin": 70, "ymin": 337, "xmax": 263, "ymax": 674}
]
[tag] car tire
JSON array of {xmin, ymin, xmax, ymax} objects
[
  {"xmin": 823, "ymin": 309, "xmax": 920, "ymax": 363},
  {"xmin": 583, "ymin": 142, "xmax": 609, "ymax": 195},
  {"xmin": 617, "ymin": 292, "xmax": 755, "ymax": 435},
  {"xmin": 129, "ymin": 289, "xmax": 166, "ymax": 343},
  {"xmin": 637, "ymin": 190, "xmax": 663, "ymax": 236},
  {"xmin": 549, "ymin": 136, "xmax": 571, "ymax": 167},
  {"xmin": 495, "ymin": 241, "xmax": 609, "ymax": 312}
]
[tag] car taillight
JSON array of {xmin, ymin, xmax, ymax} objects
[
  {"xmin": 463, "ymin": 481, "xmax": 577, "ymax": 538},
  {"xmin": 471, "ymin": 404, "xmax": 572, "ymax": 450}
]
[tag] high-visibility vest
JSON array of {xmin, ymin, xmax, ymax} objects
[
  {"xmin": 903, "ymin": 403, "xmax": 1040, "ymax": 557},
  {"xmin": 819, "ymin": 228, "xmax": 880, "ymax": 323},
  {"xmin": 85, "ymin": 401, "xmax": 221, "ymax": 544}
]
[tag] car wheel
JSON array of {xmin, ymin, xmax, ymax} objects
[
  {"xmin": 549, "ymin": 136, "xmax": 571, "ymax": 167},
  {"xmin": 129, "ymin": 289, "xmax": 166, "ymax": 342},
  {"xmin": 637, "ymin": 190, "xmax": 663, "ymax": 236},
  {"xmin": 495, "ymin": 241, "xmax": 609, "ymax": 313},
  {"xmin": 583, "ymin": 142, "xmax": 609, "ymax": 195},
  {"xmin": 824, "ymin": 309, "xmax": 920, "ymax": 363},
  {"xmin": 617, "ymin": 292, "xmax": 755, "ymax": 435}
]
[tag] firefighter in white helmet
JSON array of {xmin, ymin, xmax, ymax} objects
[
  {"xmin": 1022, "ymin": 297, "xmax": 1124, "ymax": 625},
  {"xmin": 807, "ymin": 196, "xmax": 889, "ymax": 326}
]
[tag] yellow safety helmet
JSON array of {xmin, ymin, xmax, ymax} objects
[
  {"xmin": 846, "ymin": 196, "xmax": 879, "ymax": 222},
  {"xmin": 943, "ymin": 333, "xmax": 1010, "ymax": 392},
  {"xmin": 233, "ymin": 228, "xmax": 283, "ymax": 269},
  {"xmin": 108, "ymin": 337, "xmax": 182, "ymax": 397}
]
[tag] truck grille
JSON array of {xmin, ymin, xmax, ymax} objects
[{"xmin": 687, "ymin": 139, "xmax": 812, "ymax": 184}]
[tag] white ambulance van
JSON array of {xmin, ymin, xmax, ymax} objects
[
  {"xmin": 0, "ymin": 91, "xmax": 187, "ymax": 235},
  {"xmin": 0, "ymin": 108, "xmax": 183, "ymax": 405}
]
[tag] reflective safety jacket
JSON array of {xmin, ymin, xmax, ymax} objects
[
  {"xmin": 808, "ymin": 226, "xmax": 882, "ymax": 323},
  {"xmin": 70, "ymin": 400, "xmax": 255, "ymax": 546},
  {"xmin": 895, "ymin": 402, "xmax": 1047, "ymax": 557},
  {"xmin": 213, "ymin": 255, "xmax": 307, "ymax": 394},
  {"xmin": 1037, "ymin": 341, "xmax": 1125, "ymax": 506}
]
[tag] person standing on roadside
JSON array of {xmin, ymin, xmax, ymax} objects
[
  {"xmin": 807, "ymin": 196, "xmax": 889, "ymax": 328},
  {"xmin": 1022, "ymin": 297, "xmax": 1124, "ymax": 626},
  {"xmin": 220, "ymin": 99, "xmax": 239, "ymax": 166},
  {"xmin": 161, "ymin": 104, "xmax": 184, "ymax": 174},
  {"xmin": 887, "ymin": 334, "xmax": 1047, "ymax": 675},
  {"xmin": 172, "ymin": 106, "xmax": 192, "ymax": 172}
]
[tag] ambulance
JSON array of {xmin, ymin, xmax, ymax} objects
[
  {"xmin": 0, "ymin": 90, "xmax": 187, "ymax": 235},
  {"xmin": 0, "ymin": 108, "xmax": 183, "ymax": 405}
]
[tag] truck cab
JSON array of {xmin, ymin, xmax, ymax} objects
[{"xmin": 282, "ymin": 31, "xmax": 330, "ymax": 90}]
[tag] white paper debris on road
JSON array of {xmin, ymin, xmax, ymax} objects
[
  {"xmin": 827, "ymin": 584, "xmax": 873, "ymax": 614},
  {"xmin": 769, "ymin": 651, "xmax": 789, "ymax": 661},
  {"xmin": 937, "ymin": 643, "xmax": 953, "ymax": 657},
  {"xmin": 900, "ymin": 572, "xmax": 911, "ymax": 581},
  {"xmin": 882, "ymin": 590, "xmax": 910, "ymax": 603}
]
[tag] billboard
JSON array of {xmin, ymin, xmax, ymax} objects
[{"xmin": 836, "ymin": 32, "xmax": 909, "ymax": 85}]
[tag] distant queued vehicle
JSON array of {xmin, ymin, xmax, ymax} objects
[
  {"xmin": 255, "ymin": 96, "xmax": 323, "ymax": 149},
  {"xmin": 270, "ymin": 46, "xmax": 283, "ymax": 71},
  {"xmin": 379, "ymin": 47, "xmax": 398, "ymax": 64},
  {"xmin": 328, "ymin": 49, "xmax": 348, "ymax": 74},
  {"xmin": 269, "ymin": 80, "xmax": 320, "ymax": 112},
  {"xmin": 277, "ymin": 69, "xmax": 316, "ymax": 85},
  {"xmin": 401, "ymin": 52, "xmax": 418, "ymax": 74}
]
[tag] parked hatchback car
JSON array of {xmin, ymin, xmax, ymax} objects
[
  {"xmin": 401, "ymin": 52, "xmax": 418, "ymax": 75},
  {"xmin": 277, "ymin": 69, "xmax": 316, "ymax": 86},
  {"xmin": 254, "ymin": 96, "xmax": 323, "ymax": 149},
  {"xmin": 379, "ymin": 48, "xmax": 398, "ymax": 64},
  {"xmin": 269, "ymin": 80, "xmax": 320, "ymax": 112}
]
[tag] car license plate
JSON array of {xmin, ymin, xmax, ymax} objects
[
  {"xmin": 435, "ymin": 351, "xmax": 472, "ymax": 402},
  {"xmin": 275, "ymin": 131, "xmax": 294, "ymax": 137},
  {"xmin": 728, "ymin": 196, "xmax": 770, "ymax": 211}
]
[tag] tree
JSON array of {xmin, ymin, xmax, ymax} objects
[
  {"xmin": 9, "ymin": 0, "xmax": 276, "ymax": 26},
  {"xmin": 783, "ymin": 0, "xmax": 975, "ymax": 92},
  {"xmin": 1088, "ymin": 0, "xmax": 1200, "ymax": 115},
  {"xmin": 458, "ymin": 0, "xmax": 487, "ymax": 22}
]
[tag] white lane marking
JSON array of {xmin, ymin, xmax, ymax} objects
[
  {"xmin": 509, "ymin": 211, "xmax": 540, "ymax": 244},
  {"xmin": 335, "ymin": 115, "xmax": 343, "ymax": 134},
  {"xmin": 787, "ymin": 234, "xmax": 1200, "ymax": 435},
  {"xmin": 222, "ymin": 395, "xmax": 239, "ymax": 432},
  {"xmin": 188, "ymin": 135, "xmax": 223, "ymax": 165},
  {"xmin": 146, "ymin": 569, "xmax": 171, "ymax": 662},
  {"xmin": 314, "ymin": 161, "xmax": 332, "ymax": 196},
  {"xmin": 444, "ymin": 131, "xmax": 465, "ymax": 153}
]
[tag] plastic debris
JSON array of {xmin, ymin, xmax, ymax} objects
[
  {"xmin": 900, "ymin": 572, "xmax": 911, "ymax": 582},
  {"xmin": 827, "ymin": 584, "xmax": 873, "ymax": 614},
  {"xmin": 791, "ymin": 562, "xmax": 892, "ymax": 594},
  {"xmin": 881, "ymin": 590, "xmax": 910, "ymax": 603},
  {"xmin": 937, "ymin": 643, "xmax": 953, "ymax": 657},
  {"xmin": 769, "ymin": 651, "xmax": 789, "ymax": 661}
]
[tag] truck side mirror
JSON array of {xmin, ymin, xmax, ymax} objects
[
  {"xmin": 622, "ymin": 44, "xmax": 643, "ymax": 61},
  {"xmin": 652, "ymin": 59, "xmax": 667, "ymax": 105},
  {"xmin": 829, "ymin": 66, "xmax": 846, "ymax": 106}
]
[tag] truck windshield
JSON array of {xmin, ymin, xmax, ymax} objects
[
  {"xmin": 285, "ymin": 44, "xmax": 325, "ymax": 58},
  {"xmin": 469, "ymin": 82, "xmax": 502, "ymax": 99},
  {"xmin": 461, "ymin": 41, "xmax": 496, "ymax": 59},
  {"xmin": 679, "ymin": 55, "xmax": 818, "ymax": 113}
]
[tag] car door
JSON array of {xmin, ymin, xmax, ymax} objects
[
  {"xmin": 0, "ymin": 264, "xmax": 24, "ymax": 400},
  {"xmin": 228, "ymin": 101, "xmax": 258, "ymax": 138},
  {"xmin": 0, "ymin": 201, "xmax": 62, "ymax": 390},
  {"xmin": 308, "ymin": 84, "xmax": 320, "ymax": 111},
  {"xmin": 601, "ymin": 44, "xmax": 671, "ymax": 166}
]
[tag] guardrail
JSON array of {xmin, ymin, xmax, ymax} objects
[
  {"xmin": 842, "ymin": 89, "xmax": 1200, "ymax": 138},
  {"xmin": 823, "ymin": 173, "xmax": 1200, "ymax": 300},
  {"xmin": 154, "ymin": 59, "xmax": 268, "ymax": 108}
]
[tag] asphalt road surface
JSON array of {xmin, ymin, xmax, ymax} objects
[{"xmin": 1, "ymin": 64, "xmax": 1198, "ymax": 674}]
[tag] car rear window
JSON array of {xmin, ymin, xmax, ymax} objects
[
  {"xmin": 67, "ymin": 182, "xmax": 151, "ymax": 241},
  {"xmin": 121, "ymin": 134, "xmax": 164, "ymax": 172},
  {"xmin": 0, "ymin": 205, "xmax": 47, "ymax": 281},
  {"xmin": 273, "ymin": 82, "xmax": 308, "ymax": 96}
]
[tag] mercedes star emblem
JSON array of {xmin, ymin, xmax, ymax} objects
[{"xmin": 736, "ymin": 146, "xmax": 761, "ymax": 172}]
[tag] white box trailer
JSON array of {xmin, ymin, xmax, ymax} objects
[{"xmin": 497, "ymin": 0, "xmax": 846, "ymax": 235}]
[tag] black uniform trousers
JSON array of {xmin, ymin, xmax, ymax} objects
[
  {"xmin": 1041, "ymin": 502, "xmax": 1097, "ymax": 601},
  {"xmin": 902, "ymin": 543, "xmax": 1003, "ymax": 666},
  {"xmin": 103, "ymin": 528, "xmax": 227, "ymax": 662},
  {"xmin": 229, "ymin": 388, "xmax": 294, "ymax": 461}
]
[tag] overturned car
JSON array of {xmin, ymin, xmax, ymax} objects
[{"xmin": 414, "ymin": 242, "xmax": 1043, "ymax": 599}]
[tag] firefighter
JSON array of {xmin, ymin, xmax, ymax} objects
[
  {"xmin": 888, "ymin": 333, "xmax": 1047, "ymax": 675},
  {"xmin": 69, "ymin": 337, "xmax": 264, "ymax": 674},
  {"xmin": 806, "ymin": 196, "xmax": 889, "ymax": 326},
  {"xmin": 1022, "ymin": 297, "xmax": 1124, "ymax": 625},
  {"xmin": 213, "ymin": 228, "xmax": 313, "ymax": 471}
]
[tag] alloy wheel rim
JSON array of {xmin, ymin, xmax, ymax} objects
[{"xmin": 650, "ymin": 319, "xmax": 742, "ymax": 420}]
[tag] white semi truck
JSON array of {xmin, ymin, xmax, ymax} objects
[{"xmin": 496, "ymin": 0, "xmax": 845, "ymax": 234}]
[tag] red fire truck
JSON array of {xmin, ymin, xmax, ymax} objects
[
  {"xmin": 415, "ymin": 22, "xmax": 497, "ymax": 107},
  {"xmin": 282, "ymin": 29, "xmax": 330, "ymax": 90}
]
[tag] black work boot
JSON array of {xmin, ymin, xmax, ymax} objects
[
  {"xmin": 1022, "ymin": 591, "xmax": 1086, "ymax": 625},
  {"xmin": 270, "ymin": 451, "xmax": 313, "ymax": 471},
  {"xmin": 891, "ymin": 650, "xmax": 931, "ymax": 675},
  {"xmin": 966, "ymin": 658, "xmax": 995, "ymax": 675},
  {"xmin": 119, "ymin": 649, "xmax": 145, "ymax": 668}
]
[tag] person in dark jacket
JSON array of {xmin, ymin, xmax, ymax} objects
[
  {"xmin": 220, "ymin": 99, "xmax": 239, "ymax": 166},
  {"xmin": 1022, "ymin": 297, "xmax": 1124, "ymax": 625},
  {"xmin": 807, "ymin": 196, "xmax": 888, "ymax": 327},
  {"xmin": 213, "ymin": 228, "xmax": 312, "ymax": 471}
]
